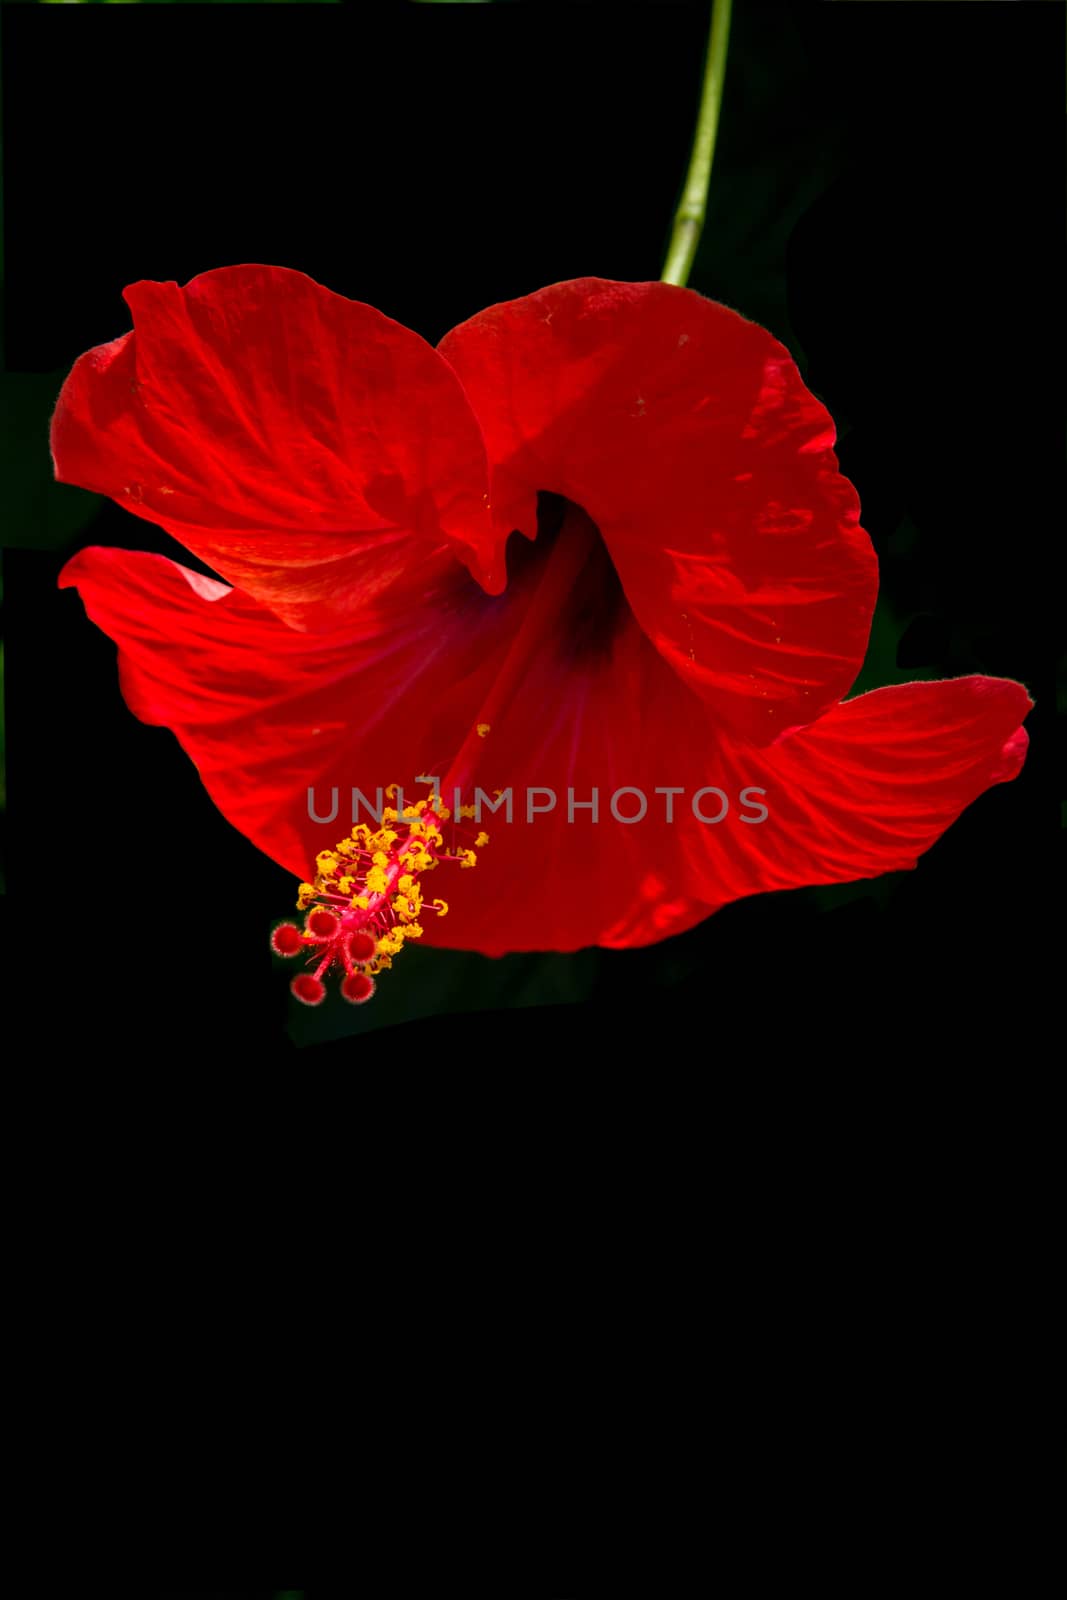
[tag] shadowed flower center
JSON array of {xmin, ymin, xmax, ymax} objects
[
  {"xmin": 508, "ymin": 493, "xmax": 629, "ymax": 663},
  {"xmin": 273, "ymin": 498, "xmax": 623, "ymax": 1006}
]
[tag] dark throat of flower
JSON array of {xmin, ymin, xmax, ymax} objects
[
  {"xmin": 274, "ymin": 500, "xmax": 603, "ymax": 1007},
  {"xmin": 440, "ymin": 501, "xmax": 600, "ymax": 796}
]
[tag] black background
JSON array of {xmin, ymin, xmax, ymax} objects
[
  {"xmin": 2, "ymin": 0, "xmax": 1061, "ymax": 1071},
  {"xmin": 0, "ymin": 7, "xmax": 1061, "ymax": 1542}
]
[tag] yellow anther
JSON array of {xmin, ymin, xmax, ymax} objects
[
  {"xmin": 291, "ymin": 786, "xmax": 483, "ymax": 999},
  {"xmin": 475, "ymin": 832, "xmax": 490, "ymax": 848},
  {"xmin": 477, "ymin": 723, "xmax": 491, "ymax": 738},
  {"xmin": 393, "ymin": 884, "xmax": 423, "ymax": 921}
]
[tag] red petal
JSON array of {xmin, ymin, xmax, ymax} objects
[
  {"xmin": 695, "ymin": 676, "xmax": 1032, "ymax": 911},
  {"xmin": 51, "ymin": 265, "xmax": 502, "ymax": 625},
  {"xmin": 439, "ymin": 278, "xmax": 877, "ymax": 744},
  {"xmin": 59, "ymin": 542, "xmax": 501, "ymax": 879}
]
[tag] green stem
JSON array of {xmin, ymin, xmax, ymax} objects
[{"xmin": 661, "ymin": 0, "xmax": 733, "ymax": 288}]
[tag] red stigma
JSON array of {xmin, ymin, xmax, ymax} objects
[
  {"xmin": 341, "ymin": 972, "xmax": 376, "ymax": 1005},
  {"xmin": 271, "ymin": 922, "xmax": 304, "ymax": 957},
  {"xmin": 348, "ymin": 929, "xmax": 377, "ymax": 962},
  {"xmin": 306, "ymin": 907, "xmax": 341, "ymax": 940},
  {"xmin": 291, "ymin": 973, "xmax": 326, "ymax": 1006}
]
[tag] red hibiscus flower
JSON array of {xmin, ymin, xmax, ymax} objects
[{"xmin": 52, "ymin": 265, "xmax": 1030, "ymax": 990}]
